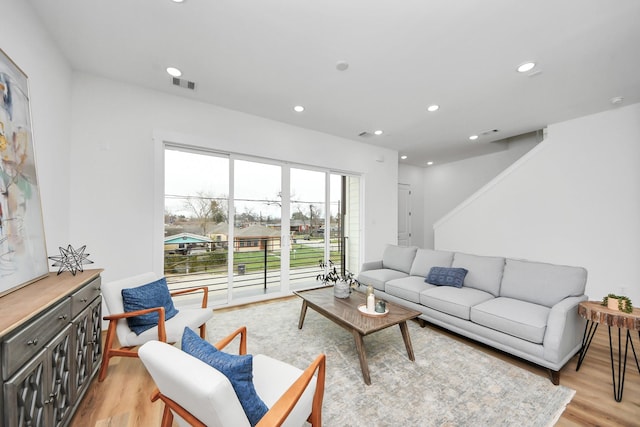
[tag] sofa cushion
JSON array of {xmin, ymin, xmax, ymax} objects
[
  {"xmin": 426, "ymin": 267, "xmax": 468, "ymax": 288},
  {"xmin": 382, "ymin": 245, "xmax": 418, "ymax": 274},
  {"xmin": 500, "ymin": 259, "xmax": 588, "ymax": 307},
  {"xmin": 471, "ymin": 297, "xmax": 550, "ymax": 344},
  {"xmin": 452, "ymin": 253, "xmax": 505, "ymax": 297},
  {"xmin": 409, "ymin": 249, "xmax": 454, "ymax": 277},
  {"xmin": 358, "ymin": 269, "xmax": 408, "ymax": 291},
  {"xmin": 420, "ymin": 286, "xmax": 494, "ymax": 320},
  {"xmin": 385, "ymin": 276, "xmax": 437, "ymax": 304}
]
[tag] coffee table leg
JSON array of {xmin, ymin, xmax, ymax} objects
[
  {"xmin": 298, "ymin": 300, "xmax": 308, "ymax": 329},
  {"xmin": 399, "ymin": 321, "xmax": 415, "ymax": 361},
  {"xmin": 352, "ymin": 330, "xmax": 371, "ymax": 385}
]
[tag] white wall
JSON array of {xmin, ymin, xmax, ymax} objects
[
  {"xmin": 423, "ymin": 133, "xmax": 539, "ymax": 248},
  {"xmin": 1, "ymin": 0, "xmax": 73, "ymax": 257},
  {"xmin": 69, "ymin": 74, "xmax": 398, "ymax": 283},
  {"xmin": 398, "ymin": 164, "xmax": 425, "ymax": 248},
  {"xmin": 435, "ymin": 103, "xmax": 640, "ymax": 303}
]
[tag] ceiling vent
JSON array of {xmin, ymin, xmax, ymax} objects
[
  {"xmin": 172, "ymin": 77, "xmax": 196, "ymax": 90},
  {"xmin": 480, "ymin": 129, "xmax": 499, "ymax": 136},
  {"xmin": 358, "ymin": 131, "xmax": 372, "ymax": 138}
]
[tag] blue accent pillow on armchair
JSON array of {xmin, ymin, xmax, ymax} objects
[
  {"xmin": 121, "ymin": 277, "xmax": 179, "ymax": 335},
  {"xmin": 181, "ymin": 327, "xmax": 268, "ymax": 427},
  {"xmin": 426, "ymin": 267, "xmax": 469, "ymax": 288}
]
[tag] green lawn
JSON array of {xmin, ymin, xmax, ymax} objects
[{"xmin": 165, "ymin": 240, "xmax": 342, "ymax": 275}]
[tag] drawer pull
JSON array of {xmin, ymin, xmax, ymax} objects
[
  {"xmin": 27, "ymin": 338, "xmax": 39, "ymax": 346},
  {"xmin": 58, "ymin": 314, "xmax": 68, "ymax": 320},
  {"xmin": 81, "ymin": 297, "xmax": 88, "ymax": 303}
]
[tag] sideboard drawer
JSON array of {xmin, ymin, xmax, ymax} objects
[
  {"xmin": 71, "ymin": 276, "xmax": 101, "ymax": 318},
  {"xmin": 1, "ymin": 299, "xmax": 71, "ymax": 380}
]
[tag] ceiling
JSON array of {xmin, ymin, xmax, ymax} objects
[{"xmin": 28, "ymin": 0, "xmax": 640, "ymax": 167}]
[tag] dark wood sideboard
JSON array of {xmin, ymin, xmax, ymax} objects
[{"xmin": 0, "ymin": 269, "xmax": 103, "ymax": 427}]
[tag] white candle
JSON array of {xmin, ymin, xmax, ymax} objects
[{"xmin": 367, "ymin": 293, "xmax": 375, "ymax": 311}]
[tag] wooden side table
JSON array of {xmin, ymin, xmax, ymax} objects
[{"xmin": 576, "ymin": 301, "xmax": 640, "ymax": 402}]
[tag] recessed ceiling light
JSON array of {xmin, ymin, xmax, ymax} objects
[
  {"xmin": 427, "ymin": 105, "xmax": 440, "ymax": 112},
  {"xmin": 400, "ymin": 155, "xmax": 407, "ymax": 160},
  {"xmin": 171, "ymin": 0, "xmax": 185, "ymax": 3},
  {"xmin": 427, "ymin": 161, "xmax": 434, "ymax": 166},
  {"xmin": 517, "ymin": 62, "xmax": 536, "ymax": 73},
  {"xmin": 293, "ymin": 105, "xmax": 305, "ymax": 112},
  {"xmin": 469, "ymin": 135, "xmax": 479, "ymax": 141},
  {"xmin": 336, "ymin": 60, "xmax": 349, "ymax": 71},
  {"xmin": 374, "ymin": 130, "xmax": 383, "ymax": 136},
  {"xmin": 166, "ymin": 67, "xmax": 182, "ymax": 77}
]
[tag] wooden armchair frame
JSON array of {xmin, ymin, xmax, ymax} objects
[
  {"xmin": 150, "ymin": 326, "xmax": 326, "ymax": 427},
  {"xmin": 98, "ymin": 286, "xmax": 209, "ymax": 382}
]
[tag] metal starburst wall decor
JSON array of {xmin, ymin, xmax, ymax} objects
[{"xmin": 48, "ymin": 244, "xmax": 94, "ymax": 275}]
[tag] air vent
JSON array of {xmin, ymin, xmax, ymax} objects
[
  {"xmin": 172, "ymin": 77, "xmax": 196, "ymax": 90},
  {"xmin": 480, "ymin": 129, "xmax": 499, "ymax": 136},
  {"xmin": 358, "ymin": 131, "xmax": 372, "ymax": 138}
]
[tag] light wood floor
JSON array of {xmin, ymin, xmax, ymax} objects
[{"xmin": 71, "ymin": 300, "xmax": 640, "ymax": 427}]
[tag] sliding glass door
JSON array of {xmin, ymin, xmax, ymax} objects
[
  {"xmin": 232, "ymin": 159, "xmax": 283, "ymax": 299},
  {"xmin": 163, "ymin": 147, "xmax": 230, "ymax": 304},
  {"xmin": 163, "ymin": 144, "xmax": 360, "ymax": 305},
  {"xmin": 289, "ymin": 168, "xmax": 326, "ymax": 287}
]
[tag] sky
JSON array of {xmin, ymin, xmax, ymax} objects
[{"xmin": 164, "ymin": 148, "xmax": 341, "ymax": 221}]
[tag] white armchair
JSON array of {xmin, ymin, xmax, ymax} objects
[
  {"xmin": 139, "ymin": 326, "xmax": 326, "ymax": 427},
  {"xmin": 99, "ymin": 272, "xmax": 213, "ymax": 381}
]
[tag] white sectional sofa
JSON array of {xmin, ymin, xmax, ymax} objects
[{"xmin": 357, "ymin": 245, "xmax": 588, "ymax": 384}]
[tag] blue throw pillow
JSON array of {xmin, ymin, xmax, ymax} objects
[
  {"xmin": 181, "ymin": 327, "xmax": 268, "ymax": 427},
  {"xmin": 121, "ymin": 277, "xmax": 179, "ymax": 335},
  {"xmin": 426, "ymin": 267, "xmax": 468, "ymax": 288}
]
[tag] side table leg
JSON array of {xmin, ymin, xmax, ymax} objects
[
  {"xmin": 608, "ymin": 326, "xmax": 630, "ymax": 402},
  {"xmin": 352, "ymin": 330, "xmax": 371, "ymax": 385},
  {"xmin": 576, "ymin": 320, "xmax": 598, "ymax": 371},
  {"xmin": 399, "ymin": 321, "xmax": 415, "ymax": 361},
  {"xmin": 298, "ymin": 300, "xmax": 308, "ymax": 329},
  {"xmin": 631, "ymin": 331, "xmax": 640, "ymax": 374}
]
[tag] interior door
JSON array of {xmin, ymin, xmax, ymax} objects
[{"xmin": 398, "ymin": 183, "xmax": 411, "ymax": 246}]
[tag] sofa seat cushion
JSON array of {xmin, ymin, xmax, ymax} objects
[
  {"xmin": 409, "ymin": 249, "xmax": 454, "ymax": 277},
  {"xmin": 471, "ymin": 297, "xmax": 550, "ymax": 344},
  {"xmin": 357, "ymin": 269, "xmax": 409, "ymax": 291},
  {"xmin": 500, "ymin": 259, "xmax": 588, "ymax": 307},
  {"xmin": 420, "ymin": 286, "xmax": 494, "ymax": 320},
  {"xmin": 382, "ymin": 244, "xmax": 418, "ymax": 274},
  {"xmin": 385, "ymin": 276, "xmax": 437, "ymax": 304},
  {"xmin": 452, "ymin": 253, "xmax": 505, "ymax": 297}
]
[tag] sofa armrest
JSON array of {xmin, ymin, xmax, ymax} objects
[
  {"xmin": 543, "ymin": 295, "xmax": 588, "ymax": 363},
  {"xmin": 361, "ymin": 260, "xmax": 383, "ymax": 272}
]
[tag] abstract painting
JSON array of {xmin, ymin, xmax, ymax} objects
[{"xmin": 0, "ymin": 49, "xmax": 48, "ymax": 296}]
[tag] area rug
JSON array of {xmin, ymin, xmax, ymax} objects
[{"xmin": 207, "ymin": 297, "xmax": 574, "ymax": 427}]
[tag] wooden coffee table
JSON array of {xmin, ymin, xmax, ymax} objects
[{"xmin": 294, "ymin": 286, "xmax": 421, "ymax": 385}]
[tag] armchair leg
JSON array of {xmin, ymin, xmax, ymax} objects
[
  {"xmin": 308, "ymin": 410, "xmax": 321, "ymax": 427},
  {"xmin": 161, "ymin": 405, "xmax": 174, "ymax": 427},
  {"xmin": 98, "ymin": 321, "xmax": 118, "ymax": 382},
  {"xmin": 199, "ymin": 323, "xmax": 207, "ymax": 339}
]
